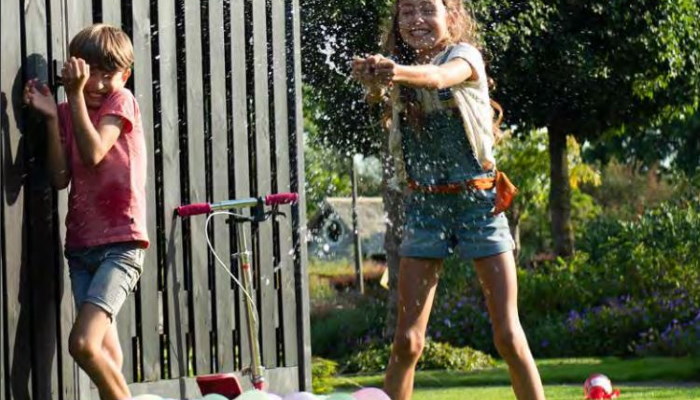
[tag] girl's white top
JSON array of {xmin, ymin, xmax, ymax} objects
[{"xmin": 388, "ymin": 42, "xmax": 495, "ymax": 190}]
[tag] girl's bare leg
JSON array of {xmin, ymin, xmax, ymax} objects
[
  {"xmin": 474, "ymin": 251, "xmax": 545, "ymax": 400},
  {"xmin": 383, "ymin": 257, "xmax": 442, "ymax": 400}
]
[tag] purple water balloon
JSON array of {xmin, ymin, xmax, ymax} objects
[
  {"xmin": 352, "ymin": 388, "xmax": 391, "ymax": 400},
  {"xmin": 282, "ymin": 392, "xmax": 318, "ymax": 400},
  {"xmin": 267, "ymin": 394, "xmax": 283, "ymax": 400}
]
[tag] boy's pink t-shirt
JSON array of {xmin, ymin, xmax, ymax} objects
[{"xmin": 58, "ymin": 88, "xmax": 149, "ymax": 250}]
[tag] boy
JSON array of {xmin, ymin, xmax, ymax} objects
[{"xmin": 23, "ymin": 23, "xmax": 148, "ymax": 400}]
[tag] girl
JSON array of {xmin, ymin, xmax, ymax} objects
[{"xmin": 351, "ymin": 1, "xmax": 546, "ymax": 399}]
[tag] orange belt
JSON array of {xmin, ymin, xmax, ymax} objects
[{"xmin": 407, "ymin": 170, "xmax": 518, "ymax": 215}]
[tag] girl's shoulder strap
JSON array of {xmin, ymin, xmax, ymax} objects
[{"xmin": 435, "ymin": 44, "xmax": 456, "ymax": 65}]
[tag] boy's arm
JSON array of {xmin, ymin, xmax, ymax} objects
[
  {"xmin": 45, "ymin": 115, "xmax": 71, "ymax": 189},
  {"xmin": 22, "ymin": 78, "xmax": 70, "ymax": 189},
  {"xmin": 67, "ymin": 93, "xmax": 122, "ymax": 167}
]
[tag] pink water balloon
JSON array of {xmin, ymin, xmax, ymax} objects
[{"xmin": 352, "ymin": 388, "xmax": 391, "ymax": 400}]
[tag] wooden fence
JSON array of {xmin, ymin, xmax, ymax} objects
[{"xmin": 0, "ymin": 0, "xmax": 310, "ymax": 399}]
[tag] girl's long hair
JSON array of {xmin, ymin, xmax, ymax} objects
[
  {"xmin": 381, "ymin": 0, "xmax": 479, "ymax": 63},
  {"xmin": 380, "ymin": 0, "xmax": 504, "ymax": 142}
]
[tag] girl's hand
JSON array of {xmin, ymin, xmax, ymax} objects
[
  {"xmin": 373, "ymin": 56, "xmax": 397, "ymax": 86},
  {"xmin": 352, "ymin": 54, "xmax": 396, "ymax": 88},
  {"xmin": 23, "ymin": 78, "xmax": 58, "ymax": 119},
  {"xmin": 351, "ymin": 57, "xmax": 376, "ymax": 87},
  {"xmin": 62, "ymin": 57, "xmax": 90, "ymax": 96}
]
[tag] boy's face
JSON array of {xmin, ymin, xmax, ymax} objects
[
  {"xmin": 83, "ymin": 67, "xmax": 131, "ymax": 109},
  {"xmin": 397, "ymin": 0, "xmax": 450, "ymax": 54}
]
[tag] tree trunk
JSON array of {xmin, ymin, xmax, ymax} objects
[
  {"xmin": 547, "ymin": 125, "xmax": 574, "ymax": 257},
  {"xmin": 381, "ymin": 149, "xmax": 405, "ymax": 341}
]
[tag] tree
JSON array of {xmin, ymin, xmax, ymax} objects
[{"xmin": 478, "ymin": 0, "xmax": 700, "ymax": 255}]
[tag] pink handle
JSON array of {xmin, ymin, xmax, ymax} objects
[
  {"xmin": 264, "ymin": 192, "xmax": 298, "ymax": 206},
  {"xmin": 175, "ymin": 203, "xmax": 212, "ymax": 217}
]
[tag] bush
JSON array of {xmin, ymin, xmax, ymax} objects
[
  {"xmin": 428, "ymin": 200, "xmax": 700, "ymax": 358},
  {"xmin": 343, "ymin": 339, "xmax": 495, "ymax": 374},
  {"xmin": 633, "ymin": 312, "xmax": 700, "ymax": 357},
  {"xmin": 311, "ymin": 294, "xmax": 387, "ymax": 360},
  {"xmin": 312, "ymin": 357, "xmax": 339, "ymax": 394}
]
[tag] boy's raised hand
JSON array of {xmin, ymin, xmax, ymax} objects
[
  {"xmin": 23, "ymin": 78, "xmax": 57, "ymax": 119},
  {"xmin": 62, "ymin": 57, "xmax": 90, "ymax": 96}
]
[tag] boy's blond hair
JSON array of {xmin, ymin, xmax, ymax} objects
[{"xmin": 69, "ymin": 23, "xmax": 133, "ymax": 72}]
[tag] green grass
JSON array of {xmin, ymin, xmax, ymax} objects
[
  {"xmin": 407, "ymin": 385, "xmax": 700, "ymax": 400},
  {"xmin": 327, "ymin": 357, "xmax": 700, "ymax": 399}
]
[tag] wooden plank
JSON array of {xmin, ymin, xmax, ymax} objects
[
  {"xmin": 183, "ymin": 0, "xmax": 211, "ymax": 376},
  {"xmin": 45, "ymin": 1, "xmax": 68, "ymax": 398},
  {"xmin": 208, "ymin": 0, "xmax": 235, "ymax": 373},
  {"xmin": 63, "ymin": 0, "xmax": 96, "ymax": 398},
  {"xmin": 131, "ymin": 0, "xmax": 161, "ymax": 382},
  {"xmin": 250, "ymin": 0, "xmax": 276, "ymax": 369},
  {"xmin": 230, "ymin": 0, "xmax": 251, "ymax": 373},
  {"xmin": 1, "ymin": 3, "xmax": 28, "ymax": 400},
  {"xmin": 286, "ymin": 0, "xmax": 311, "ymax": 390},
  {"xmin": 101, "ymin": 0, "xmax": 121, "ymax": 27},
  {"xmin": 96, "ymin": 0, "xmax": 137, "ymax": 384},
  {"xmin": 22, "ymin": 3, "xmax": 64, "ymax": 400},
  {"xmin": 156, "ymin": 0, "xmax": 186, "ymax": 380},
  {"xmin": 270, "ymin": 0, "xmax": 298, "ymax": 368}
]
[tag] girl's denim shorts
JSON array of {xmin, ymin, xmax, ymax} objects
[
  {"xmin": 399, "ymin": 188, "xmax": 515, "ymax": 260},
  {"xmin": 65, "ymin": 241, "xmax": 145, "ymax": 319}
]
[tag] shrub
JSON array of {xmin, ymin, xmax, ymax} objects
[
  {"xmin": 311, "ymin": 294, "xmax": 387, "ymax": 360},
  {"xmin": 343, "ymin": 339, "xmax": 495, "ymax": 374},
  {"xmin": 312, "ymin": 357, "xmax": 339, "ymax": 394},
  {"xmin": 633, "ymin": 312, "xmax": 700, "ymax": 357}
]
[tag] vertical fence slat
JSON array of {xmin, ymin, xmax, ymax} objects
[
  {"xmin": 250, "ymin": 0, "xmax": 276, "ymax": 369},
  {"xmin": 156, "ymin": 0, "xmax": 187, "ymax": 381},
  {"xmin": 183, "ymin": 0, "xmax": 211, "ymax": 376},
  {"xmin": 231, "ymin": 0, "xmax": 251, "ymax": 371},
  {"xmin": 208, "ymin": 0, "xmax": 236, "ymax": 373},
  {"xmin": 1, "ymin": 2, "xmax": 25, "ymax": 400},
  {"xmin": 270, "ymin": 0, "xmax": 298, "ymax": 368},
  {"xmin": 132, "ymin": 0, "xmax": 161, "ymax": 383},
  {"xmin": 98, "ymin": 0, "xmax": 138, "ymax": 383},
  {"xmin": 286, "ymin": 0, "xmax": 311, "ymax": 389},
  {"xmin": 23, "ymin": 2, "xmax": 64, "ymax": 399},
  {"xmin": 63, "ymin": 1, "xmax": 95, "ymax": 397},
  {"xmin": 101, "ymin": 0, "xmax": 121, "ymax": 27},
  {"xmin": 47, "ymin": 0, "xmax": 68, "ymax": 397}
]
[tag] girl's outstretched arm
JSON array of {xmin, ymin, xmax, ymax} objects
[{"xmin": 375, "ymin": 56, "xmax": 476, "ymax": 90}]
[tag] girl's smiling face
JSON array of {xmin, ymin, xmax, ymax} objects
[{"xmin": 397, "ymin": 0, "xmax": 451, "ymax": 56}]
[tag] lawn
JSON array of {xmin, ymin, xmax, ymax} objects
[{"xmin": 328, "ymin": 357, "xmax": 700, "ymax": 399}]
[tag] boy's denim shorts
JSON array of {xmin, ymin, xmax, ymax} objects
[
  {"xmin": 65, "ymin": 241, "xmax": 145, "ymax": 319},
  {"xmin": 399, "ymin": 188, "xmax": 515, "ymax": 260}
]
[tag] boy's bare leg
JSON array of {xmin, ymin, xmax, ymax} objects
[
  {"xmin": 69, "ymin": 304, "xmax": 131, "ymax": 400},
  {"xmin": 474, "ymin": 251, "xmax": 546, "ymax": 400},
  {"xmin": 102, "ymin": 323, "xmax": 123, "ymax": 370},
  {"xmin": 383, "ymin": 257, "xmax": 442, "ymax": 400}
]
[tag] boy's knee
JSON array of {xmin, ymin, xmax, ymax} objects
[
  {"xmin": 69, "ymin": 333, "xmax": 100, "ymax": 363},
  {"xmin": 393, "ymin": 328, "xmax": 426, "ymax": 362}
]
